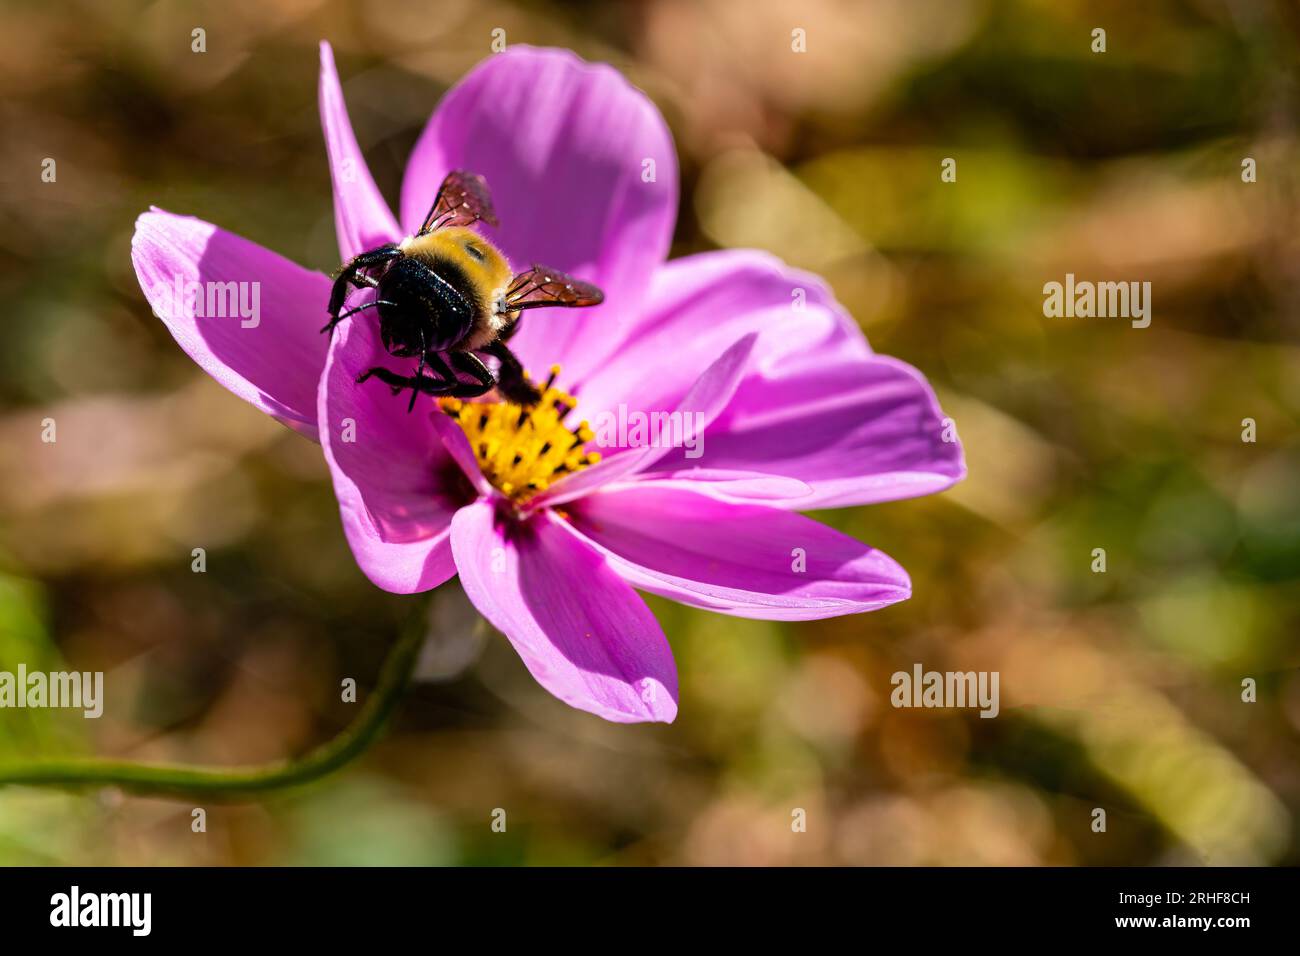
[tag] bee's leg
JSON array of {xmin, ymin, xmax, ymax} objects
[
  {"xmin": 323, "ymin": 245, "xmax": 402, "ymax": 336},
  {"xmin": 445, "ymin": 350, "xmax": 499, "ymax": 399},
  {"xmin": 355, "ymin": 353, "xmax": 494, "ymax": 404},
  {"xmin": 357, "ymin": 367, "xmax": 418, "ymax": 394},
  {"xmin": 481, "ymin": 340, "xmax": 541, "ymax": 406},
  {"xmin": 416, "ymin": 351, "xmax": 492, "ymax": 400},
  {"xmin": 356, "ymin": 366, "xmax": 457, "ymax": 399},
  {"xmin": 407, "ymin": 330, "xmax": 430, "ymax": 412}
]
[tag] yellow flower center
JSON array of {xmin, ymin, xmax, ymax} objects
[{"xmin": 439, "ymin": 365, "xmax": 600, "ymax": 503}]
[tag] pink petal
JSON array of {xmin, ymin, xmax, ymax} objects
[
  {"xmin": 628, "ymin": 470, "xmax": 813, "ymax": 502},
  {"xmin": 399, "ymin": 46, "xmax": 677, "ymax": 381},
  {"xmin": 319, "ymin": 41, "xmax": 402, "ymax": 261},
  {"xmin": 131, "ymin": 208, "xmax": 331, "ymax": 438},
  {"xmin": 572, "ymin": 249, "xmax": 869, "ymax": 417},
  {"xmin": 317, "ymin": 308, "xmax": 474, "ymax": 593},
  {"xmin": 648, "ymin": 354, "xmax": 967, "ymax": 509},
  {"xmin": 528, "ymin": 332, "xmax": 758, "ymax": 511},
  {"xmin": 452, "ymin": 500, "xmax": 678, "ymax": 723},
  {"xmin": 429, "ymin": 410, "xmax": 493, "ymax": 497},
  {"xmin": 566, "ymin": 484, "xmax": 911, "ymax": 621}
]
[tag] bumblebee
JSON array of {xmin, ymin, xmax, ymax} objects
[{"xmin": 321, "ymin": 169, "xmax": 603, "ymax": 408}]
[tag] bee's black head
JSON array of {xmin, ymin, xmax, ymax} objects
[{"xmin": 375, "ymin": 255, "xmax": 476, "ymax": 356}]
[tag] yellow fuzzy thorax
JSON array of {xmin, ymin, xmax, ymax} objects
[
  {"xmin": 401, "ymin": 226, "xmax": 513, "ymax": 311},
  {"xmin": 439, "ymin": 367, "xmax": 601, "ymax": 503}
]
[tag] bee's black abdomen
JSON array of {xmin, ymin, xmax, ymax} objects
[{"xmin": 375, "ymin": 256, "xmax": 476, "ymax": 355}]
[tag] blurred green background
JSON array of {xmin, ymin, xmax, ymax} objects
[{"xmin": 1, "ymin": 0, "xmax": 1298, "ymax": 865}]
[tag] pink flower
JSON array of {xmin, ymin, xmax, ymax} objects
[{"xmin": 132, "ymin": 42, "xmax": 965, "ymax": 724}]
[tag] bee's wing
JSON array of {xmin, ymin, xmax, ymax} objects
[
  {"xmin": 504, "ymin": 265, "xmax": 604, "ymax": 312},
  {"xmin": 417, "ymin": 170, "xmax": 499, "ymax": 235}
]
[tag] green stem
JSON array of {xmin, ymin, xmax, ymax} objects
[{"xmin": 0, "ymin": 613, "xmax": 425, "ymax": 800}]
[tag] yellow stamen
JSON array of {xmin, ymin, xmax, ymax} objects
[{"xmin": 439, "ymin": 367, "xmax": 600, "ymax": 503}]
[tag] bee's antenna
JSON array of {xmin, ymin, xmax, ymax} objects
[{"xmin": 319, "ymin": 299, "xmax": 396, "ymax": 334}]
